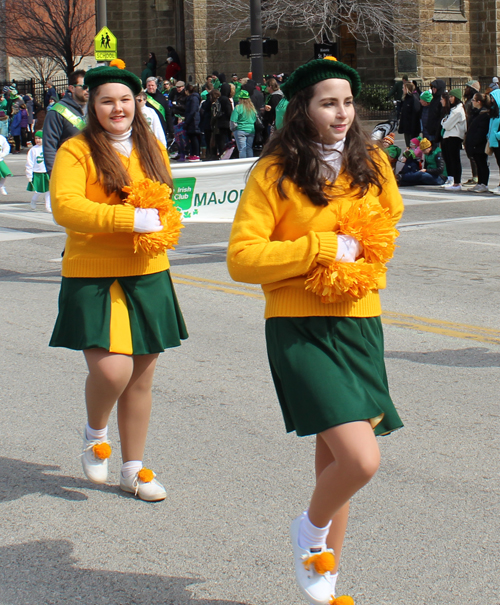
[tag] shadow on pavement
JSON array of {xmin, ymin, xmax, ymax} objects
[
  {"xmin": 0, "ymin": 457, "xmax": 105, "ymax": 502},
  {"xmin": 0, "ymin": 539, "xmax": 251, "ymax": 605},
  {"xmin": 385, "ymin": 346, "xmax": 500, "ymax": 367}
]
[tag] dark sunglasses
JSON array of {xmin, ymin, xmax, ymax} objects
[{"xmin": 74, "ymin": 84, "xmax": 89, "ymax": 90}]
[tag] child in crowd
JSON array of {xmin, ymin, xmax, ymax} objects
[
  {"xmin": 381, "ymin": 132, "xmax": 401, "ymax": 171},
  {"xmin": 399, "ymin": 138, "xmax": 447, "ymax": 186},
  {"xmin": 26, "ymin": 130, "xmax": 51, "ymax": 212},
  {"xmin": 228, "ymin": 56, "xmax": 404, "ymax": 604},
  {"xmin": 0, "ymin": 132, "xmax": 12, "ymax": 194}
]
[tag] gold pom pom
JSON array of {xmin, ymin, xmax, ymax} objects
[
  {"xmin": 337, "ymin": 201, "xmax": 399, "ymax": 265},
  {"xmin": 92, "ymin": 442, "xmax": 112, "ymax": 460},
  {"xmin": 123, "ymin": 178, "xmax": 184, "ymax": 255},
  {"xmin": 330, "ymin": 596, "xmax": 355, "ymax": 605},
  {"xmin": 110, "ymin": 59, "xmax": 126, "ymax": 69},
  {"xmin": 137, "ymin": 468, "xmax": 155, "ymax": 483},
  {"xmin": 305, "ymin": 259, "xmax": 385, "ymax": 304},
  {"xmin": 303, "ymin": 551, "xmax": 335, "ymax": 575}
]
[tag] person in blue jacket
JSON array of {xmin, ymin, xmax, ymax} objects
[{"xmin": 487, "ymin": 88, "xmax": 500, "ymax": 194}]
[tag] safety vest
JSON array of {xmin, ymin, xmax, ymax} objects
[
  {"xmin": 146, "ymin": 94, "xmax": 166, "ymax": 120},
  {"xmin": 51, "ymin": 103, "xmax": 86, "ymax": 130}
]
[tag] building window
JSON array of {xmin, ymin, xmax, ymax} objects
[
  {"xmin": 435, "ymin": 0, "xmax": 461, "ymax": 10},
  {"xmin": 433, "ymin": 0, "xmax": 466, "ymax": 21}
]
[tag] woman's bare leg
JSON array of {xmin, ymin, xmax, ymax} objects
[
  {"xmin": 315, "ymin": 434, "xmax": 350, "ymax": 572},
  {"xmin": 84, "ymin": 349, "xmax": 134, "ymax": 430},
  {"xmin": 308, "ymin": 421, "xmax": 380, "ymax": 530},
  {"xmin": 117, "ymin": 353, "xmax": 159, "ymax": 463}
]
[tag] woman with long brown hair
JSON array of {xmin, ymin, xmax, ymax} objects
[
  {"xmin": 49, "ymin": 65, "xmax": 188, "ymax": 501},
  {"xmin": 227, "ymin": 57, "xmax": 404, "ymax": 603}
]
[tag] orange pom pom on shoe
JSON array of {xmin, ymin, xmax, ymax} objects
[
  {"xmin": 123, "ymin": 178, "xmax": 184, "ymax": 255},
  {"xmin": 137, "ymin": 468, "xmax": 155, "ymax": 483},
  {"xmin": 92, "ymin": 442, "xmax": 112, "ymax": 460},
  {"xmin": 302, "ymin": 551, "xmax": 335, "ymax": 575},
  {"xmin": 330, "ymin": 596, "xmax": 354, "ymax": 605}
]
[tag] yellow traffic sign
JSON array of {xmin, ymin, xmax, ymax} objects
[{"xmin": 94, "ymin": 27, "xmax": 117, "ymax": 61}]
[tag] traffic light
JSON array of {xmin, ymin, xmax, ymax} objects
[
  {"xmin": 240, "ymin": 39, "xmax": 251, "ymax": 58},
  {"xmin": 263, "ymin": 38, "xmax": 278, "ymax": 57}
]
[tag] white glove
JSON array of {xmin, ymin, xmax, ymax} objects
[
  {"xmin": 133, "ymin": 208, "xmax": 163, "ymax": 233},
  {"xmin": 336, "ymin": 234, "xmax": 363, "ymax": 263}
]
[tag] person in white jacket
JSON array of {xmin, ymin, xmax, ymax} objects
[
  {"xmin": 26, "ymin": 130, "xmax": 51, "ymax": 212},
  {"xmin": 135, "ymin": 92, "xmax": 167, "ymax": 148},
  {"xmin": 0, "ymin": 133, "xmax": 12, "ymax": 195},
  {"xmin": 441, "ymin": 88, "xmax": 466, "ymax": 191}
]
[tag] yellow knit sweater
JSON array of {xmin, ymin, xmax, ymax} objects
[
  {"xmin": 227, "ymin": 150, "xmax": 404, "ymax": 318},
  {"xmin": 50, "ymin": 134, "xmax": 171, "ymax": 278}
]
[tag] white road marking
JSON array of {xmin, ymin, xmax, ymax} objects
[
  {"xmin": 0, "ymin": 226, "xmax": 65, "ymax": 242},
  {"xmin": 399, "ymin": 215, "xmax": 500, "ymax": 230},
  {"xmin": 457, "ymin": 240, "xmax": 500, "ymax": 247}
]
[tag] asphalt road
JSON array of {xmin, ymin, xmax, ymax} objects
[{"xmin": 0, "ymin": 147, "xmax": 499, "ymax": 605}]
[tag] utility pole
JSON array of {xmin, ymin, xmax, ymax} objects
[
  {"xmin": 96, "ymin": 0, "xmax": 107, "ymax": 30},
  {"xmin": 249, "ymin": 0, "xmax": 263, "ymax": 84}
]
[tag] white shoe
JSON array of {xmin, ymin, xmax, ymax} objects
[
  {"xmin": 470, "ymin": 184, "xmax": 489, "ymax": 193},
  {"xmin": 81, "ymin": 431, "xmax": 111, "ymax": 484},
  {"xmin": 491, "ymin": 185, "xmax": 500, "ymax": 195},
  {"xmin": 45, "ymin": 203, "xmax": 52, "ymax": 213},
  {"xmin": 290, "ymin": 515, "xmax": 335, "ymax": 605},
  {"xmin": 30, "ymin": 198, "xmax": 37, "ymax": 210},
  {"xmin": 0, "ymin": 186, "xmax": 7, "ymax": 195},
  {"xmin": 120, "ymin": 468, "xmax": 166, "ymax": 502},
  {"xmin": 440, "ymin": 177, "xmax": 454, "ymax": 188},
  {"xmin": 444, "ymin": 183, "xmax": 462, "ymax": 191}
]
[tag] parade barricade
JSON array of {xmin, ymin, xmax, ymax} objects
[{"xmin": 171, "ymin": 157, "xmax": 256, "ymax": 222}]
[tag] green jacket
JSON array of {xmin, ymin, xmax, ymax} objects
[{"xmin": 424, "ymin": 146, "xmax": 447, "ymax": 177}]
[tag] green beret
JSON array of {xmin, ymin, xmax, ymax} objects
[
  {"xmin": 281, "ymin": 56, "xmax": 362, "ymax": 100},
  {"xmin": 34, "ymin": 130, "xmax": 43, "ymax": 138},
  {"xmin": 420, "ymin": 90, "xmax": 433, "ymax": 103},
  {"xmin": 84, "ymin": 66, "xmax": 143, "ymax": 96}
]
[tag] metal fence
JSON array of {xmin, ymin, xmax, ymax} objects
[{"xmin": 0, "ymin": 75, "xmax": 68, "ymax": 103}]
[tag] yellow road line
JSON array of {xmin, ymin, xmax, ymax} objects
[{"xmin": 171, "ymin": 274, "xmax": 500, "ymax": 345}]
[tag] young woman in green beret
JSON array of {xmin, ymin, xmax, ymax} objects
[
  {"xmin": 227, "ymin": 57, "xmax": 404, "ymax": 604},
  {"xmin": 49, "ymin": 65, "xmax": 187, "ymax": 502}
]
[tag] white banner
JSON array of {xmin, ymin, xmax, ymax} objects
[{"xmin": 171, "ymin": 158, "xmax": 256, "ymax": 222}]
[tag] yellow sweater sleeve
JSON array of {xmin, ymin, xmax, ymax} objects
[
  {"xmin": 227, "ymin": 172, "xmax": 338, "ymax": 285},
  {"xmin": 51, "ymin": 140, "xmax": 135, "ymax": 234}
]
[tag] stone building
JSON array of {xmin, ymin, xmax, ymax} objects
[{"xmin": 107, "ymin": 0, "xmax": 499, "ymax": 86}]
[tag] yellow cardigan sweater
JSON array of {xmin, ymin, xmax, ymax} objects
[
  {"xmin": 51, "ymin": 134, "xmax": 171, "ymax": 278},
  {"xmin": 227, "ymin": 151, "xmax": 404, "ymax": 318}
]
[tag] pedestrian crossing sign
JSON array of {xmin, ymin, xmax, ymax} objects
[{"xmin": 94, "ymin": 27, "xmax": 118, "ymax": 61}]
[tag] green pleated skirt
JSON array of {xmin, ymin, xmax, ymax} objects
[
  {"xmin": 50, "ymin": 270, "xmax": 188, "ymax": 355},
  {"xmin": 0, "ymin": 159, "xmax": 12, "ymax": 178},
  {"xmin": 27, "ymin": 172, "xmax": 50, "ymax": 193},
  {"xmin": 265, "ymin": 316, "xmax": 403, "ymax": 437}
]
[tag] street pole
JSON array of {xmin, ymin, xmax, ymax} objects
[
  {"xmin": 249, "ymin": 0, "xmax": 263, "ymax": 84},
  {"xmin": 96, "ymin": 0, "xmax": 107, "ymax": 30}
]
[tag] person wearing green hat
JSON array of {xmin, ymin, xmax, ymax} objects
[
  {"xmin": 26, "ymin": 130, "xmax": 51, "ymax": 212},
  {"xmin": 229, "ymin": 89, "xmax": 258, "ymax": 157},
  {"xmin": 441, "ymin": 88, "xmax": 466, "ymax": 191},
  {"xmin": 49, "ymin": 63, "xmax": 188, "ymax": 502},
  {"xmin": 228, "ymin": 56, "xmax": 404, "ymax": 604}
]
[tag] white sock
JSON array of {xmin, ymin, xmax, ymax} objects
[
  {"xmin": 298, "ymin": 511, "xmax": 332, "ymax": 551},
  {"xmin": 331, "ymin": 571, "xmax": 339, "ymax": 596},
  {"xmin": 44, "ymin": 191, "xmax": 51, "ymax": 211},
  {"xmin": 121, "ymin": 460, "xmax": 142, "ymax": 478},
  {"xmin": 31, "ymin": 193, "xmax": 39, "ymax": 203},
  {"xmin": 0, "ymin": 177, "xmax": 5, "ymax": 187},
  {"xmin": 85, "ymin": 423, "xmax": 108, "ymax": 441}
]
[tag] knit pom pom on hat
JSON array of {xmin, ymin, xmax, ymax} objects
[
  {"xmin": 280, "ymin": 56, "xmax": 362, "ymax": 100},
  {"xmin": 85, "ymin": 62, "xmax": 143, "ymax": 96}
]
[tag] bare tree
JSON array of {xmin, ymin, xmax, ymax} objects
[
  {"xmin": 1, "ymin": 0, "xmax": 95, "ymax": 77},
  {"xmin": 190, "ymin": 0, "xmax": 420, "ymax": 47},
  {"xmin": 10, "ymin": 56, "xmax": 62, "ymax": 83}
]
